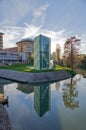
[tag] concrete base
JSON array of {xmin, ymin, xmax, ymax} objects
[
  {"xmin": 0, "ymin": 69, "xmax": 72, "ymax": 83},
  {"xmin": 0, "ymin": 104, "xmax": 12, "ymax": 130}
]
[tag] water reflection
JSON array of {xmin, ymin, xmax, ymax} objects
[
  {"xmin": 0, "ymin": 78, "xmax": 13, "ymax": 94},
  {"xmin": 34, "ymin": 83, "xmax": 50, "ymax": 117},
  {"xmin": 17, "ymin": 83, "xmax": 34, "ymax": 94},
  {"xmin": 62, "ymin": 77, "xmax": 79, "ymax": 110},
  {"xmin": 55, "ymin": 82, "xmax": 60, "ymax": 91},
  {"xmin": 17, "ymin": 82, "xmax": 50, "ymax": 117},
  {"xmin": 0, "ymin": 79, "xmax": 13, "ymax": 106},
  {"xmin": 0, "ymin": 74, "xmax": 86, "ymax": 130}
]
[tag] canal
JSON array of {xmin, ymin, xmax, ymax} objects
[{"xmin": 0, "ymin": 74, "xmax": 86, "ymax": 130}]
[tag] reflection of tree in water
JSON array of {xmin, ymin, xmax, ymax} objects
[
  {"xmin": 83, "ymin": 74, "xmax": 86, "ymax": 78},
  {"xmin": 62, "ymin": 78, "xmax": 79, "ymax": 110},
  {"xmin": 55, "ymin": 82, "xmax": 60, "ymax": 91}
]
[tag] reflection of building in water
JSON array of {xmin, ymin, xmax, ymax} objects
[
  {"xmin": 0, "ymin": 84, "xmax": 3, "ymax": 93},
  {"xmin": 0, "ymin": 79, "xmax": 13, "ymax": 93},
  {"xmin": 34, "ymin": 84, "xmax": 50, "ymax": 117},
  {"xmin": 55, "ymin": 82, "xmax": 60, "ymax": 91},
  {"xmin": 17, "ymin": 83, "xmax": 34, "ymax": 94}
]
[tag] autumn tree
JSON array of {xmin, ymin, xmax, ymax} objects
[
  {"xmin": 63, "ymin": 37, "xmax": 81, "ymax": 70},
  {"xmin": 56, "ymin": 44, "xmax": 61, "ymax": 63}
]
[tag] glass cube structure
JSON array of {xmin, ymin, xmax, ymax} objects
[{"xmin": 34, "ymin": 34, "xmax": 51, "ymax": 70}]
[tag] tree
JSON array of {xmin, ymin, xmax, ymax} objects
[
  {"xmin": 29, "ymin": 53, "xmax": 34, "ymax": 64},
  {"xmin": 63, "ymin": 37, "xmax": 80, "ymax": 70},
  {"xmin": 56, "ymin": 44, "xmax": 61, "ymax": 63}
]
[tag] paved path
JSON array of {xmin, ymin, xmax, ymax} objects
[
  {"xmin": 0, "ymin": 69, "xmax": 72, "ymax": 83},
  {"xmin": 0, "ymin": 104, "xmax": 12, "ymax": 130}
]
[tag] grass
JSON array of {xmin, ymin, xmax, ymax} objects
[
  {"xmin": 0, "ymin": 63, "xmax": 76, "ymax": 75},
  {"xmin": 53, "ymin": 65, "xmax": 76, "ymax": 76},
  {"xmin": 25, "ymin": 64, "xmax": 76, "ymax": 75},
  {"xmin": 0, "ymin": 63, "xmax": 33, "ymax": 72}
]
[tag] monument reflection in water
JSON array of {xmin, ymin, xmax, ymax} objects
[
  {"xmin": 17, "ymin": 82, "xmax": 50, "ymax": 117},
  {"xmin": 0, "ymin": 74, "xmax": 86, "ymax": 130},
  {"xmin": 34, "ymin": 83, "xmax": 50, "ymax": 117}
]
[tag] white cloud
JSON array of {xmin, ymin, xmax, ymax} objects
[
  {"xmin": 79, "ymin": 34, "xmax": 86, "ymax": 54},
  {"xmin": 22, "ymin": 23, "xmax": 42, "ymax": 38},
  {"xmin": 0, "ymin": 23, "xmax": 66, "ymax": 54},
  {"xmin": 0, "ymin": 23, "xmax": 86, "ymax": 55},
  {"xmin": 0, "ymin": 24, "xmax": 25, "ymax": 48},
  {"xmin": 33, "ymin": 3, "xmax": 49, "ymax": 17},
  {"xmin": 32, "ymin": 3, "xmax": 49, "ymax": 26}
]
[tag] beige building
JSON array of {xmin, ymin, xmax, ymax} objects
[
  {"xmin": 0, "ymin": 32, "xmax": 4, "ymax": 52},
  {"xmin": 0, "ymin": 36, "xmax": 34, "ymax": 63},
  {"xmin": 16, "ymin": 38, "xmax": 34, "ymax": 62},
  {"xmin": 16, "ymin": 38, "xmax": 34, "ymax": 53}
]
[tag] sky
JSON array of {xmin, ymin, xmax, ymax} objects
[{"xmin": 0, "ymin": 0, "xmax": 86, "ymax": 54}]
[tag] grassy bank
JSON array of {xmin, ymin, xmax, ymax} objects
[
  {"xmin": 0, "ymin": 63, "xmax": 33, "ymax": 72},
  {"xmin": 0, "ymin": 63, "xmax": 76, "ymax": 76},
  {"xmin": 75, "ymin": 68, "xmax": 86, "ymax": 77}
]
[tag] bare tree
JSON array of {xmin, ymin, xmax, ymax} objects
[{"xmin": 63, "ymin": 37, "xmax": 80, "ymax": 71}]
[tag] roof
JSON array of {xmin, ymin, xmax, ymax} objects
[
  {"xmin": 35, "ymin": 34, "xmax": 50, "ymax": 40},
  {"xmin": 16, "ymin": 38, "xmax": 34, "ymax": 44},
  {"xmin": 0, "ymin": 32, "xmax": 4, "ymax": 35}
]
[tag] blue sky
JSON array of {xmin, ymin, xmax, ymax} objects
[{"xmin": 0, "ymin": 0, "xmax": 86, "ymax": 54}]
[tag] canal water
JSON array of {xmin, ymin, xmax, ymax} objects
[{"xmin": 0, "ymin": 74, "xmax": 86, "ymax": 130}]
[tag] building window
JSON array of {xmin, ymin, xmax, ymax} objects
[{"xmin": 21, "ymin": 46, "xmax": 23, "ymax": 52}]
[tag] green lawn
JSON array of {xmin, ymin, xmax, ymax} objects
[
  {"xmin": 0, "ymin": 63, "xmax": 76, "ymax": 76},
  {"xmin": 0, "ymin": 63, "xmax": 33, "ymax": 72}
]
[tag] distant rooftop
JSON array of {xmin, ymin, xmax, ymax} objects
[
  {"xmin": 16, "ymin": 38, "xmax": 34, "ymax": 44},
  {"xmin": 0, "ymin": 32, "xmax": 4, "ymax": 35},
  {"xmin": 35, "ymin": 34, "xmax": 50, "ymax": 40}
]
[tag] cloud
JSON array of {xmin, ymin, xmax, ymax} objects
[
  {"xmin": 0, "ymin": 1, "xmax": 49, "ymax": 28},
  {"xmin": 0, "ymin": 24, "xmax": 25, "ymax": 48},
  {"xmin": 32, "ymin": 3, "xmax": 49, "ymax": 26},
  {"xmin": 22, "ymin": 23, "xmax": 42, "ymax": 38},
  {"xmin": 22, "ymin": 23, "xmax": 66, "ymax": 54},
  {"xmin": 79, "ymin": 34, "xmax": 86, "ymax": 54},
  {"xmin": 33, "ymin": 3, "xmax": 49, "ymax": 17},
  {"xmin": 0, "ymin": 23, "xmax": 66, "ymax": 54},
  {"xmin": 0, "ymin": 0, "xmax": 32, "ymax": 25},
  {"xmin": 0, "ymin": 22, "xmax": 86, "ymax": 54}
]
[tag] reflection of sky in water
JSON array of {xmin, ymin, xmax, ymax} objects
[{"xmin": 0, "ymin": 74, "xmax": 86, "ymax": 130}]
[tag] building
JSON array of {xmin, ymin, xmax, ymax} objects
[
  {"xmin": 34, "ymin": 34, "xmax": 51, "ymax": 70},
  {"xmin": 0, "ymin": 52, "xmax": 19, "ymax": 63},
  {"xmin": 0, "ymin": 33, "xmax": 34, "ymax": 63},
  {"xmin": 3, "ymin": 47, "xmax": 17, "ymax": 53},
  {"xmin": 16, "ymin": 38, "xmax": 34, "ymax": 62},
  {"xmin": 16, "ymin": 38, "xmax": 34, "ymax": 53},
  {"xmin": 0, "ymin": 32, "xmax": 4, "ymax": 52}
]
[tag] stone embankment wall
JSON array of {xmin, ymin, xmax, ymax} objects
[
  {"xmin": 0, "ymin": 104, "xmax": 12, "ymax": 130},
  {"xmin": 0, "ymin": 69, "xmax": 71, "ymax": 83}
]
